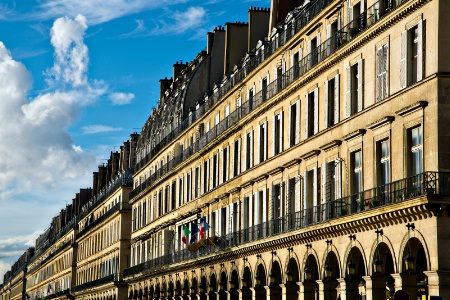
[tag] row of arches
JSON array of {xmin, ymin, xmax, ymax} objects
[{"xmin": 129, "ymin": 230, "xmax": 430, "ymax": 300}]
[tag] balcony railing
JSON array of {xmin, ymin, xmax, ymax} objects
[
  {"xmin": 44, "ymin": 289, "xmax": 70, "ymax": 300},
  {"xmin": 134, "ymin": 0, "xmax": 336, "ymax": 173},
  {"xmin": 130, "ymin": 0, "xmax": 410, "ymax": 201},
  {"xmin": 76, "ymin": 202, "xmax": 130, "ymax": 240},
  {"xmin": 27, "ymin": 240, "xmax": 71, "ymax": 275},
  {"xmin": 72, "ymin": 273, "xmax": 123, "ymax": 293},
  {"xmin": 124, "ymin": 171, "xmax": 450, "ymax": 277}
]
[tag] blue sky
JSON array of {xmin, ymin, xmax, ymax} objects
[{"xmin": 0, "ymin": 0, "xmax": 270, "ymax": 281}]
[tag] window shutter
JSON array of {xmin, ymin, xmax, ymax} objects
[
  {"xmin": 279, "ymin": 111, "xmax": 283, "ymax": 153},
  {"xmin": 307, "ymin": 40, "xmax": 312, "ymax": 69},
  {"xmin": 334, "ymin": 74, "xmax": 340, "ymax": 124},
  {"xmin": 305, "ymin": 94, "xmax": 309, "ymax": 138},
  {"xmin": 326, "ymin": 24, "xmax": 332, "ymax": 56},
  {"xmin": 317, "ymin": 33, "xmax": 321, "ymax": 61},
  {"xmin": 303, "ymin": 172, "xmax": 308, "ymax": 210},
  {"xmin": 346, "ymin": 66, "xmax": 351, "ymax": 118},
  {"xmin": 226, "ymin": 205, "xmax": 231, "ymax": 235},
  {"xmin": 272, "ymin": 116, "xmax": 276, "ymax": 156},
  {"xmin": 314, "ymin": 88, "xmax": 319, "ymax": 134},
  {"xmin": 283, "ymin": 61, "xmax": 286, "ymax": 74},
  {"xmin": 244, "ymin": 135, "xmax": 247, "ymax": 170},
  {"xmin": 230, "ymin": 145, "xmax": 234, "ymax": 178},
  {"xmin": 215, "ymin": 210, "xmax": 220, "ymax": 237},
  {"xmin": 250, "ymin": 130, "xmax": 254, "ymax": 167},
  {"xmin": 376, "ymin": 47, "xmax": 382, "ymax": 102},
  {"xmin": 237, "ymin": 139, "xmax": 241, "ymax": 174},
  {"xmin": 270, "ymin": 185, "xmax": 275, "ymax": 220},
  {"xmin": 262, "ymin": 190, "xmax": 267, "ymax": 223},
  {"xmin": 324, "ymin": 80, "xmax": 329, "ymax": 129},
  {"xmin": 400, "ymin": 30, "xmax": 407, "ymax": 89},
  {"xmin": 357, "ymin": 59, "xmax": 364, "ymax": 112},
  {"xmin": 295, "ymin": 176, "xmax": 301, "ymax": 212},
  {"xmin": 226, "ymin": 146, "xmax": 229, "ymax": 181},
  {"xmin": 385, "ymin": 43, "xmax": 389, "ymax": 98},
  {"xmin": 321, "ymin": 163, "xmax": 327, "ymax": 204},
  {"xmin": 264, "ymin": 123, "xmax": 268, "ymax": 161},
  {"xmin": 249, "ymin": 194, "xmax": 253, "ymax": 227},
  {"xmin": 417, "ymin": 19, "xmax": 423, "ymax": 82},
  {"xmin": 288, "ymin": 104, "xmax": 292, "ymax": 147},
  {"xmin": 255, "ymin": 192, "xmax": 260, "ymax": 224},
  {"xmin": 313, "ymin": 167, "xmax": 318, "ymax": 207},
  {"xmin": 295, "ymin": 100, "xmax": 300, "ymax": 144},
  {"xmin": 219, "ymin": 151, "xmax": 223, "ymax": 185},
  {"xmin": 335, "ymin": 160, "xmax": 342, "ymax": 199},
  {"xmin": 256, "ymin": 127, "xmax": 260, "ymax": 164}
]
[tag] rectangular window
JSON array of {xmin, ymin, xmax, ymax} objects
[
  {"xmin": 222, "ymin": 146, "xmax": 229, "ymax": 182},
  {"xmin": 245, "ymin": 131, "xmax": 253, "ymax": 170},
  {"xmin": 158, "ymin": 190, "xmax": 163, "ymax": 216},
  {"xmin": 203, "ymin": 160, "xmax": 209, "ymax": 193},
  {"xmin": 187, "ymin": 172, "xmax": 191, "ymax": 201},
  {"xmin": 171, "ymin": 181, "xmax": 176, "ymax": 210},
  {"xmin": 401, "ymin": 21, "xmax": 423, "ymax": 88},
  {"xmin": 194, "ymin": 167, "xmax": 200, "ymax": 198},
  {"xmin": 164, "ymin": 186, "xmax": 169, "ymax": 214},
  {"xmin": 289, "ymin": 101, "xmax": 300, "ymax": 147},
  {"xmin": 306, "ymin": 88, "xmax": 318, "ymax": 138},
  {"xmin": 273, "ymin": 112, "xmax": 283, "ymax": 155},
  {"xmin": 261, "ymin": 76, "xmax": 268, "ymax": 102},
  {"xmin": 409, "ymin": 126, "xmax": 423, "ymax": 176},
  {"xmin": 376, "ymin": 43, "xmax": 389, "ymax": 102},
  {"xmin": 378, "ymin": 140, "xmax": 391, "ymax": 186},
  {"xmin": 346, "ymin": 60, "xmax": 364, "ymax": 117},
  {"xmin": 178, "ymin": 177, "xmax": 183, "ymax": 207},
  {"xmin": 259, "ymin": 123, "xmax": 267, "ymax": 163},
  {"xmin": 325, "ymin": 75, "xmax": 339, "ymax": 128},
  {"xmin": 233, "ymin": 139, "xmax": 241, "ymax": 177},
  {"xmin": 351, "ymin": 150, "xmax": 363, "ymax": 195},
  {"xmin": 215, "ymin": 113, "xmax": 220, "ymax": 126},
  {"xmin": 212, "ymin": 154, "xmax": 218, "ymax": 188}
]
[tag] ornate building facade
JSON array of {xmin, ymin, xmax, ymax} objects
[
  {"xmin": 123, "ymin": 0, "xmax": 450, "ymax": 299},
  {"xmin": 2, "ymin": 0, "xmax": 450, "ymax": 299}
]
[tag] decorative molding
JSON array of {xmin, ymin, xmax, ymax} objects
[
  {"xmin": 254, "ymin": 174, "xmax": 269, "ymax": 183},
  {"xmin": 319, "ymin": 140, "xmax": 342, "ymax": 152},
  {"xmin": 343, "ymin": 129, "xmax": 366, "ymax": 141},
  {"xmin": 367, "ymin": 116, "xmax": 395, "ymax": 130},
  {"xmin": 300, "ymin": 149, "xmax": 321, "ymax": 160},
  {"xmin": 395, "ymin": 101, "xmax": 428, "ymax": 116},
  {"xmin": 282, "ymin": 158, "xmax": 301, "ymax": 169},
  {"xmin": 267, "ymin": 167, "xmax": 284, "ymax": 176}
]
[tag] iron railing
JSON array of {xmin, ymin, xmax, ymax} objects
[
  {"xmin": 44, "ymin": 289, "xmax": 70, "ymax": 300},
  {"xmin": 27, "ymin": 241, "xmax": 71, "ymax": 275},
  {"xmin": 125, "ymin": 171, "xmax": 450, "ymax": 277},
  {"xmin": 130, "ymin": 0, "xmax": 410, "ymax": 202},
  {"xmin": 72, "ymin": 273, "xmax": 123, "ymax": 293}
]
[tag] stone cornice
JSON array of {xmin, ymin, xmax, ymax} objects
[
  {"xmin": 367, "ymin": 116, "xmax": 395, "ymax": 130},
  {"xmin": 395, "ymin": 101, "xmax": 428, "ymax": 116},
  {"xmin": 343, "ymin": 129, "xmax": 366, "ymax": 141},
  {"xmin": 319, "ymin": 140, "xmax": 342, "ymax": 151},
  {"xmin": 300, "ymin": 149, "xmax": 321, "ymax": 160}
]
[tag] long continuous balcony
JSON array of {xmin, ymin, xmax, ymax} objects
[
  {"xmin": 130, "ymin": 0, "xmax": 409, "ymax": 201},
  {"xmin": 124, "ymin": 171, "xmax": 450, "ymax": 277},
  {"xmin": 76, "ymin": 202, "xmax": 130, "ymax": 240},
  {"xmin": 72, "ymin": 273, "xmax": 123, "ymax": 293},
  {"xmin": 134, "ymin": 0, "xmax": 336, "ymax": 173},
  {"xmin": 44, "ymin": 289, "xmax": 70, "ymax": 300},
  {"xmin": 27, "ymin": 240, "xmax": 71, "ymax": 275}
]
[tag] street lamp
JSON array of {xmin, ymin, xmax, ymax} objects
[
  {"xmin": 404, "ymin": 223, "xmax": 415, "ymax": 273},
  {"xmin": 324, "ymin": 240, "xmax": 333, "ymax": 280},
  {"xmin": 373, "ymin": 229, "xmax": 383, "ymax": 274}
]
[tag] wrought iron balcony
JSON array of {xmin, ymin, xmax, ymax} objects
[
  {"xmin": 44, "ymin": 289, "xmax": 70, "ymax": 300},
  {"xmin": 130, "ymin": 0, "xmax": 411, "ymax": 201},
  {"xmin": 72, "ymin": 273, "xmax": 123, "ymax": 293},
  {"xmin": 28, "ymin": 240, "xmax": 71, "ymax": 275},
  {"xmin": 125, "ymin": 171, "xmax": 450, "ymax": 278},
  {"xmin": 76, "ymin": 202, "xmax": 130, "ymax": 240}
]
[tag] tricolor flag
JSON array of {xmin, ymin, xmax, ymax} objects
[
  {"xmin": 181, "ymin": 225, "xmax": 190, "ymax": 244},
  {"xmin": 190, "ymin": 222, "xmax": 199, "ymax": 243},
  {"xmin": 199, "ymin": 218, "xmax": 210, "ymax": 239}
]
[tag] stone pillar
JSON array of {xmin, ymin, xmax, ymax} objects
[
  {"xmin": 424, "ymin": 270, "xmax": 450, "ymax": 298},
  {"xmin": 362, "ymin": 275, "xmax": 387, "ymax": 300},
  {"xmin": 298, "ymin": 281, "xmax": 316, "ymax": 300},
  {"xmin": 281, "ymin": 283, "xmax": 299, "ymax": 300},
  {"xmin": 265, "ymin": 285, "xmax": 281, "ymax": 300},
  {"xmin": 316, "ymin": 280, "xmax": 337, "ymax": 300},
  {"xmin": 391, "ymin": 273, "xmax": 418, "ymax": 300},
  {"xmin": 249, "ymin": 287, "xmax": 265, "ymax": 300},
  {"xmin": 238, "ymin": 288, "xmax": 252, "ymax": 300},
  {"xmin": 336, "ymin": 278, "xmax": 359, "ymax": 300}
]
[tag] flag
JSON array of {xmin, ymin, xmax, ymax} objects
[
  {"xmin": 200, "ymin": 218, "xmax": 210, "ymax": 239},
  {"xmin": 190, "ymin": 222, "xmax": 199, "ymax": 243},
  {"xmin": 181, "ymin": 225, "xmax": 190, "ymax": 244}
]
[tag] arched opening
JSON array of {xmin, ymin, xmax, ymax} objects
[
  {"xmin": 143, "ymin": 287, "xmax": 148, "ymax": 300},
  {"xmin": 285, "ymin": 257, "xmax": 300, "ymax": 300},
  {"xmin": 344, "ymin": 246, "xmax": 366, "ymax": 299},
  {"xmin": 154, "ymin": 284, "xmax": 160, "ymax": 300},
  {"xmin": 161, "ymin": 282, "xmax": 167, "ymax": 299},
  {"xmin": 208, "ymin": 274, "xmax": 217, "ymax": 300},
  {"xmin": 199, "ymin": 276, "xmax": 207, "ymax": 300},
  {"xmin": 322, "ymin": 250, "xmax": 340, "ymax": 300},
  {"xmin": 183, "ymin": 279, "xmax": 189, "ymax": 299},
  {"xmin": 303, "ymin": 254, "xmax": 319, "ymax": 300},
  {"xmin": 175, "ymin": 281, "xmax": 181, "ymax": 298},
  {"xmin": 167, "ymin": 281, "xmax": 174, "ymax": 299},
  {"xmin": 242, "ymin": 266, "xmax": 253, "ymax": 300},
  {"xmin": 149, "ymin": 285, "xmax": 154, "ymax": 300},
  {"xmin": 269, "ymin": 261, "xmax": 282, "ymax": 299},
  {"xmin": 254, "ymin": 263, "xmax": 267, "ymax": 300},
  {"xmin": 218, "ymin": 272, "xmax": 227, "ymax": 300},
  {"xmin": 190, "ymin": 278, "xmax": 198, "ymax": 297},
  {"xmin": 229, "ymin": 270, "xmax": 239, "ymax": 299},
  {"xmin": 370, "ymin": 241, "xmax": 395, "ymax": 299}
]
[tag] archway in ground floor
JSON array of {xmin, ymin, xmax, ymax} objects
[
  {"xmin": 285, "ymin": 257, "xmax": 300, "ymax": 300},
  {"xmin": 303, "ymin": 253, "xmax": 319, "ymax": 300},
  {"xmin": 208, "ymin": 273, "xmax": 217, "ymax": 300}
]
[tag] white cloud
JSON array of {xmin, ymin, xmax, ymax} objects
[
  {"xmin": 82, "ymin": 125, "xmax": 123, "ymax": 135},
  {"xmin": 30, "ymin": 0, "xmax": 189, "ymax": 25},
  {"xmin": 122, "ymin": 6, "xmax": 208, "ymax": 38},
  {"xmin": 109, "ymin": 92, "xmax": 135, "ymax": 105}
]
